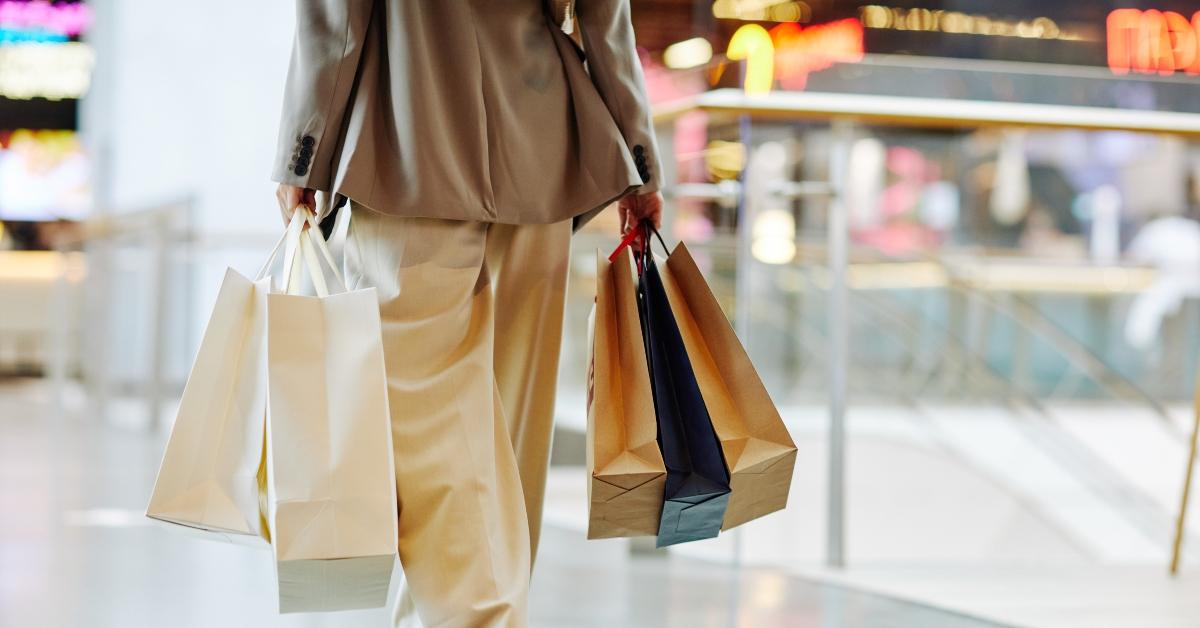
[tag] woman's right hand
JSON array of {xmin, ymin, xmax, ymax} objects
[{"xmin": 276, "ymin": 183, "xmax": 317, "ymax": 225}]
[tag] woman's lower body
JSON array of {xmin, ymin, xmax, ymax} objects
[{"xmin": 344, "ymin": 202, "xmax": 571, "ymax": 628}]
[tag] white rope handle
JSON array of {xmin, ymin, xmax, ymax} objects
[
  {"xmin": 300, "ymin": 207, "xmax": 346, "ymax": 289},
  {"xmin": 255, "ymin": 223, "xmax": 293, "ymax": 282},
  {"xmin": 279, "ymin": 210, "xmax": 306, "ymax": 294},
  {"xmin": 263, "ymin": 206, "xmax": 347, "ymax": 296},
  {"xmin": 299, "ymin": 231, "xmax": 328, "ymax": 297}
]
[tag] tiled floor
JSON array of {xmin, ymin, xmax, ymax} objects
[{"xmin": 0, "ymin": 379, "xmax": 1008, "ymax": 628}]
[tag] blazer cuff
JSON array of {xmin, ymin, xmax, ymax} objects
[
  {"xmin": 271, "ymin": 131, "xmax": 332, "ymax": 191},
  {"xmin": 629, "ymin": 141, "xmax": 661, "ymax": 196}
]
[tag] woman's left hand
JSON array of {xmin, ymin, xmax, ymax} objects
[
  {"xmin": 276, "ymin": 183, "xmax": 317, "ymax": 226},
  {"xmin": 618, "ymin": 191, "xmax": 663, "ymax": 235}
]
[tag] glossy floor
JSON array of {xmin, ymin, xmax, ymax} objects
[{"xmin": 0, "ymin": 380, "xmax": 1008, "ymax": 628}]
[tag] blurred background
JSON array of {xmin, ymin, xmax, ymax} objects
[{"xmin": 4, "ymin": 1, "xmax": 1200, "ymax": 627}]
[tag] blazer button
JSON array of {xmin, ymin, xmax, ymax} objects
[
  {"xmin": 302, "ymin": 135, "xmax": 316, "ymax": 148},
  {"xmin": 299, "ymin": 146, "xmax": 313, "ymax": 159},
  {"xmin": 640, "ymin": 171, "xmax": 652, "ymax": 184},
  {"xmin": 633, "ymin": 144, "xmax": 645, "ymax": 156},
  {"xmin": 294, "ymin": 164, "xmax": 308, "ymax": 176}
]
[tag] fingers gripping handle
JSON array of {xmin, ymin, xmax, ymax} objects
[
  {"xmin": 607, "ymin": 219, "xmax": 669, "ymax": 275},
  {"xmin": 258, "ymin": 207, "xmax": 347, "ymax": 295}
]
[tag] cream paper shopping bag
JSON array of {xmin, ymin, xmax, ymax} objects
[
  {"xmin": 586, "ymin": 247, "xmax": 666, "ymax": 539},
  {"xmin": 266, "ymin": 211, "xmax": 398, "ymax": 613},
  {"xmin": 146, "ymin": 265, "xmax": 270, "ymax": 545},
  {"xmin": 658, "ymin": 242, "xmax": 798, "ymax": 530}
]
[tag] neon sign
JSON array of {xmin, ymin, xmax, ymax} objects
[
  {"xmin": 0, "ymin": 1, "xmax": 92, "ymax": 36},
  {"xmin": 712, "ymin": 0, "xmax": 811, "ymax": 23},
  {"xmin": 1107, "ymin": 9, "xmax": 1200, "ymax": 75},
  {"xmin": 727, "ymin": 24, "xmax": 774, "ymax": 95},
  {"xmin": 0, "ymin": 27, "xmax": 67, "ymax": 44},
  {"xmin": 860, "ymin": 6, "xmax": 1083, "ymax": 41},
  {"xmin": 0, "ymin": 129, "xmax": 91, "ymax": 221},
  {"xmin": 0, "ymin": 42, "xmax": 94, "ymax": 100},
  {"xmin": 727, "ymin": 19, "xmax": 864, "ymax": 95},
  {"xmin": 770, "ymin": 19, "xmax": 863, "ymax": 91}
]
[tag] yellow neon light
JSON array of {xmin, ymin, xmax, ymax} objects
[
  {"xmin": 663, "ymin": 37, "xmax": 714, "ymax": 69},
  {"xmin": 712, "ymin": 0, "xmax": 811, "ymax": 23},
  {"xmin": 727, "ymin": 24, "xmax": 775, "ymax": 96}
]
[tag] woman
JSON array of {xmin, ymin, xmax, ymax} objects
[{"xmin": 272, "ymin": 2, "xmax": 663, "ymax": 626}]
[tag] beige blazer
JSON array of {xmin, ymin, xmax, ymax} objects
[{"xmin": 272, "ymin": 1, "xmax": 661, "ymax": 227}]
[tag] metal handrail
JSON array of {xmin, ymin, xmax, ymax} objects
[
  {"xmin": 790, "ymin": 266, "xmax": 1192, "ymax": 561},
  {"xmin": 654, "ymin": 88, "xmax": 1200, "ymax": 136},
  {"xmin": 52, "ymin": 198, "xmax": 197, "ymax": 430}
]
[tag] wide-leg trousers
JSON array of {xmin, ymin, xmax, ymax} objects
[{"xmin": 343, "ymin": 203, "xmax": 570, "ymax": 628}]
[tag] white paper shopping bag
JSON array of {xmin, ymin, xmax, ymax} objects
[
  {"xmin": 266, "ymin": 211, "xmax": 398, "ymax": 613},
  {"xmin": 146, "ymin": 266, "xmax": 270, "ymax": 545}
]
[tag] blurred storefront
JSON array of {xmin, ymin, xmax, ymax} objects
[
  {"xmin": 0, "ymin": 0, "xmax": 91, "ymax": 375},
  {"xmin": 4, "ymin": 2, "xmax": 1200, "ymax": 626},
  {"xmin": 565, "ymin": 1, "xmax": 1200, "ymax": 411}
]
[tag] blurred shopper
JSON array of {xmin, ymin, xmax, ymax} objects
[
  {"xmin": 1124, "ymin": 215, "xmax": 1200, "ymax": 350},
  {"xmin": 272, "ymin": 2, "xmax": 662, "ymax": 627}
]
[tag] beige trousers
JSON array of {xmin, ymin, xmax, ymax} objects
[{"xmin": 344, "ymin": 204, "xmax": 570, "ymax": 628}]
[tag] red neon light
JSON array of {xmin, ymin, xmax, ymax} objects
[
  {"xmin": 770, "ymin": 18, "xmax": 864, "ymax": 91},
  {"xmin": 1107, "ymin": 8, "xmax": 1200, "ymax": 75}
]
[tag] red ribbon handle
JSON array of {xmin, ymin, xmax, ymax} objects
[{"xmin": 607, "ymin": 227, "xmax": 641, "ymax": 263}]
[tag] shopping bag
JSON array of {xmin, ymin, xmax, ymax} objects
[
  {"xmin": 637, "ymin": 232, "xmax": 731, "ymax": 548},
  {"xmin": 266, "ymin": 211, "xmax": 398, "ymax": 613},
  {"xmin": 658, "ymin": 242, "xmax": 798, "ymax": 530},
  {"xmin": 585, "ymin": 247, "xmax": 666, "ymax": 539},
  {"xmin": 146, "ymin": 262, "xmax": 272, "ymax": 545}
]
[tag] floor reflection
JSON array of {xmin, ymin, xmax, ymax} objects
[{"xmin": 0, "ymin": 380, "xmax": 1007, "ymax": 628}]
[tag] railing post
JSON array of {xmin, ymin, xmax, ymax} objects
[
  {"xmin": 146, "ymin": 209, "xmax": 172, "ymax": 431},
  {"xmin": 826, "ymin": 120, "xmax": 853, "ymax": 569}
]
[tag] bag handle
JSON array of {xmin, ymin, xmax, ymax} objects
[
  {"xmin": 642, "ymin": 221, "xmax": 669, "ymax": 256},
  {"xmin": 299, "ymin": 206, "xmax": 345, "ymax": 288},
  {"xmin": 298, "ymin": 229, "xmax": 330, "ymax": 297},
  {"xmin": 265, "ymin": 207, "xmax": 348, "ymax": 296},
  {"xmin": 607, "ymin": 227, "xmax": 641, "ymax": 263},
  {"xmin": 255, "ymin": 224, "xmax": 292, "ymax": 282},
  {"xmin": 608, "ymin": 220, "xmax": 669, "ymax": 276},
  {"xmin": 279, "ymin": 210, "xmax": 307, "ymax": 294}
]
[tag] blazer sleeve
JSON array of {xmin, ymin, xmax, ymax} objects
[
  {"xmin": 272, "ymin": 0, "xmax": 374, "ymax": 191},
  {"xmin": 575, "ymin": 0, "xmax": 661, "ymax": 195}
]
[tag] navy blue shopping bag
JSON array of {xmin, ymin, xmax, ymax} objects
[{"xmin": 634, "ymin": 224, "xmax": 731, "ymax": 547}]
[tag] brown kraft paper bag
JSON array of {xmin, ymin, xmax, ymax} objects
[
  {"xmin": 658, "ymin": 242, "xmax": 798, "ymax": 530},
  {"xmin": 585, "ymin": 247, "xmax": 666, "ymax": 538}
]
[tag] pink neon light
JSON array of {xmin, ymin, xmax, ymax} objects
[{"xmin": 0, "ymin": 1, "xmax": 92, "ymax": 37}]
